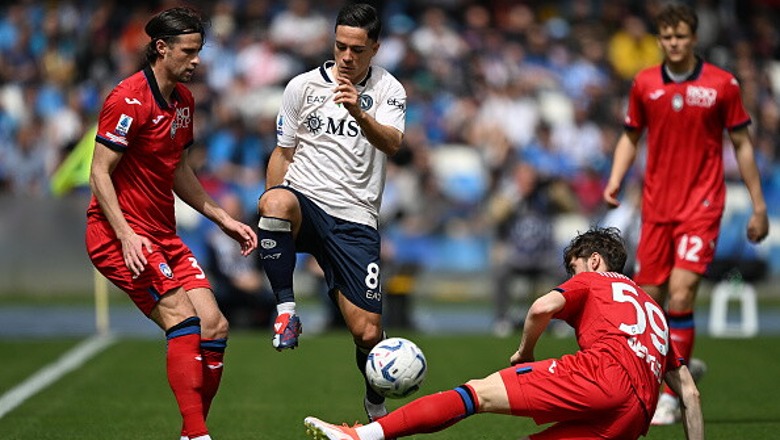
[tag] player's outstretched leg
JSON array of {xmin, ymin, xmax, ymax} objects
[{"xmin": 305, "ymin": 385, "xmax": 479, "ymax": 440}]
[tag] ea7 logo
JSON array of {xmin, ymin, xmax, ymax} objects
[{"xmin": 306, "ymin": 95, "xmax": 327, "ymax": 104}]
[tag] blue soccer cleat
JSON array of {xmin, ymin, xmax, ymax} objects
[{"xmin": 272, "ymin": 313, "xmax": 302, "ymax": 351}]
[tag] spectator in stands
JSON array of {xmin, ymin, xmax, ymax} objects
[
  {"xmin": 520, "ymin": 121, "xmax": 576, "ymax": 180},
  {"xmin": 487, "ymin": 161, "xmax": 562, "ymax": 337},
  {"xmin": 3, "ymin": 116, "xmax": 49, "ymax": 195},
  {"xmin": 608, "ymin": 14, "xmax": 662, "ymax": 80},
  {"xmin": 268, "ymin": 0, "xmax": 330, "ymax": 68},
  {"xmin": 410, "ymin": 6, "xmax": 466, "ymax": 62}
]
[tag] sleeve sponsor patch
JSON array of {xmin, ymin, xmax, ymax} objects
[
  {"xmin": 115, "ymin": 114, "xmax": 133, "ymax": 136},
  {"xmin": 104, "ymin": 131, "xmax": 129, "ymax": 146}
]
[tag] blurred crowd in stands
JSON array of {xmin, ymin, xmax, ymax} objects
[{"xmin": 2, "ymin": 1, "xmax": 780, "ymax": 320}]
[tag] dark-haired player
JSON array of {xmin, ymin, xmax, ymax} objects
[
  {"xmin": 603, "ymin": 3, "xmax": 768, "ymax": 425},
  {"xmin": 256, "ymin": 3, "xmax": 406, "ymax": 421},
  {"xmin": 85, "ymin": 7, "xmax": 257, "ymax": 440},
  {"xmin": 304, "ymin": 227, "xmax": 703, "ymax": 440}
]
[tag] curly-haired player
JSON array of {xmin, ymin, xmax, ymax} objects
[{"xmin": 304, "ymin": 227, "xmax": 703, "ymax": 440}]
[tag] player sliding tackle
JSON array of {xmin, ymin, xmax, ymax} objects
[{"xmin": 305, "ymin": 228, "xmax": 703, "ymax": 440}]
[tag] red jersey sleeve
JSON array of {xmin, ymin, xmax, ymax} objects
[
  {"xmin": 553, "ymin": 275, "xmax": 589, "ymax": 321},
  {"xmin": 721, "ymin": 75, "xmax": 751, "ymax": 131},
  {"xmin": 95, "ymin": 87, "xmax": 146, "ymax": 152},
  {"xmin": 624, "ymin": 78, "xmax": 645, "ymax": 131},
  {"xmin": 665, "ymin": 335, "xmax": 686, "ymax": 372}
]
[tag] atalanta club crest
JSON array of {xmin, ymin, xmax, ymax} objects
[
  {"xmin": 672, "ymin": 94, "xmax": 684, "ymax": 112},
  {"xmin": 159, "ymin": 263, "xmax": 174, "ymax": 278}
]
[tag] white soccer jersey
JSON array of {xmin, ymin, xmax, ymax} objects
[{"xmin": 276, "ymin": 61, "xmax": 406, "ymax": 229}]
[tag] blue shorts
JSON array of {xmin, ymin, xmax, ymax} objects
[{"xmin": 281, "ymin": 187, "xmax": 383, "ymax": 314}]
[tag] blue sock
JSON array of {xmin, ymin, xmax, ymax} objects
[
  {"xmin": 358, "ymin": 345, "xmax": 385, "ymax": 404},
  {"xmin": 258, "ymin": 217, "xmax": 296, "ymax": 303}
]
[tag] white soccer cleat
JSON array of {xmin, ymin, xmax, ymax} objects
[
  {"xmin": 651, "ymin": 393, "xmax": 681, "ymax": 426},
  {"xmin": 304, "ymin": 416, "xmax": 361, "ymax": 440}
]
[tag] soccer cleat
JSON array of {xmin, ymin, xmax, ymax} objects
[
  {"xmin": 304, "ymin": 417, "xmax": 361, "ymax": 440},
  {"xmin": 688, "ymin": 357, "xmax": 707, "ymax": 384},
  {"xmin": 492, "ymin": 319, "xmax": 513, "ymax": 338},
  {"xmin": 651, "ymin": 393, "xmax": 681, "ymax": 426},
  {"xmin": 272, "ymin": 313, "xmax": 302, "ymax": 351},
  {"xmin": 363, "ymin": 397, "xmax": 388, "ymax": 422}
]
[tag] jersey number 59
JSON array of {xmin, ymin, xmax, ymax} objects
[{"xmin": 612, "ymin": 282, "xmax": 669, "ymax": 356}]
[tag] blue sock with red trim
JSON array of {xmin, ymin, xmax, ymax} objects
[
  {"xmin": 200, "ymin": 338, "xmax": 227, "ymax": 417},
  {"xmin": 664, "ymin": 310, "xmax": 695, "ymax": 396},
  {"xmin": 377, "ymin": 385, "xmax": 477, "ymax": 438}
]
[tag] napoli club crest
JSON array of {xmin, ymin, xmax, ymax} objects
[
  {"xmin": 359, "ymin": 94, "xmax": 374, "ymax": 111},
  {"xmin": 672, "ymin": 94, "xmax": 684, "ymax": 112}
]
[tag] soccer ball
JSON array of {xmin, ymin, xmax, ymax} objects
[{"xmin": 365, "ymin": 337, "xmax": 427, "ymax": 399}]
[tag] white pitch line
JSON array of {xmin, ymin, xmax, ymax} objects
[{"xmin": 0, "ymin": 333, "xmax": 117, "ymax": 419}]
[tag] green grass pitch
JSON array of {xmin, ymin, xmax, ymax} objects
[{"xmin": 1, "ymin": 331, "xmax": 779, "ymax": 439}]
